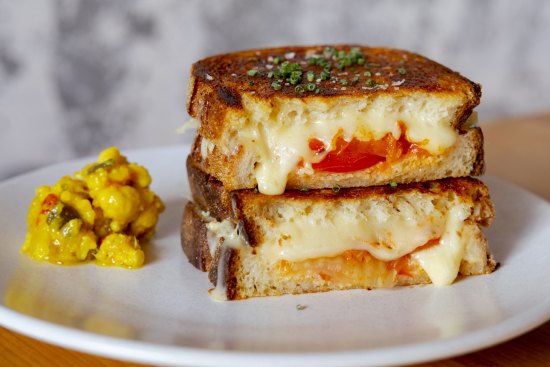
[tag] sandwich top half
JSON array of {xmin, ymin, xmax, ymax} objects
[{"xmin": 187, "ymin": 45, "xmax": 483, "ymax": 195}]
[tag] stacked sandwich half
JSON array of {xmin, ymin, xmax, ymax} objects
[{"xmin": 181, "ymin": 46, "xmax": 495, "ymax": 300}]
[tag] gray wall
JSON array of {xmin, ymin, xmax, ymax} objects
[{"xmin": 1, "ymin": 0, "xmax": 549, "ymax": 180}]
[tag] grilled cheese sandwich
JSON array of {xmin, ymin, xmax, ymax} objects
[
  {"xmin": 187, "ymin": 45, "xmax": 482, "ymax": 194},
  {"xmin": 181, "ymin": 45, "xmax": 494, "ymax": 300},
  {"xmin": 182, "ymin": 159, "xmax": 495, "ymax": 300}
]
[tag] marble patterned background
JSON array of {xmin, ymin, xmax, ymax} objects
[{"xmin": 0, "ymin": 0, "xmax": 549, "ymax": 180}]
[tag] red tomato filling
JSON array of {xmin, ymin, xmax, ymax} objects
[{"xmin": 309, "ymin": 126, "xmax": 425, "ymax": 173}]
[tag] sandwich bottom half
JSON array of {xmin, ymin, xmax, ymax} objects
[{"xmin": 181, "ymin": 159, "xmax": 496, "ymax": 301}]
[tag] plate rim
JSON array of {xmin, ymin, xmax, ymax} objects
[{"xmin": 2, "ymin": 296, "xmax": 549, "ymax": 367}]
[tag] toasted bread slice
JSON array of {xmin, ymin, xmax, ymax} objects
[
  {"xmin": 190, "ymin": 126, "xmax": 484, "ymax": 192},
  {"xmin": 181, "ymin": 163, "xmax": 495, "ymax": 300},
  {"xmin": 187, "ymin": 45, "xmax": 482, "ymax": 194}
]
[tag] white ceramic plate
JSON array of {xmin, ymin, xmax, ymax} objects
[{"xmin": 1, "ymin": 145, "xmax": 549, "ymax": 367}]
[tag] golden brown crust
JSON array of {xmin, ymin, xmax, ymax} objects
[
  {"xmin": 181, "ymin": 202, "xmax": 212, "ymax": 271},
  {"xmin": 190, "ymin": 135, "xmax": 250, "ymax": 191},
  {"xmin": 471, "ymin": 126, "xmax": 486, "ymax": 176},
  {"xmin": 188, "ymin": 45, "xmax": 480, "ymax": 105},
  {"xmin": 187, "ymin": 73, "xmax": 242, "ymax": 141},
  {"xmin": 186, "ymin": 155, "xmax": 235, "ymax": 219},
  {"xmin": 188, "ymin": 45, "xmax": 481, "ymax": 140},
  {"xmin": 186, "ymin": 156, "xmax": 263, "ymax": 246},
  {"xmin": 186, "ymin": 157, "xmax": 494, "ymax": 238}
]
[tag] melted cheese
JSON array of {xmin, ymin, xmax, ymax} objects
[
  {"xmin": 236, "ymin": 97, "xmax": 461, "ymax": 194},
  {"xmin": 258, "ymin": 208, "xmax": 446, "ymax": 262},
  {"xmin": 200, "ymin": 137, "xmax": 215, "ymax": 160},
  {"xmin": 203, "ymin": 203, "xmax": 472, "ymax": 295},
  {"xmin": 412, "ymin": 204, "xmax": 470, "ymax": 285},
  {"xmin": 176, "ymin": 117, "xmax": 199, "ymax": 134},
  {"xmin": 258, "ymin": 202, "xmax": 471, "ymax": 285},
  {"xmin": 205, "ymin": 218, "xmax": 246, "ymax": 301}
]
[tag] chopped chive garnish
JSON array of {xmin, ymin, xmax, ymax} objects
[
  {"xmin": 273, "ymin": 57, "xmax": 281, "ymax": 65},
  {"xmin": 306, "ymin": 71, "xmax": 315, "ymax": 82},
  {"xmin": 307, "ymin": 57, "xmax": 317, "ymax": 65},
  {"xmin": 363, "ymin": 71, "xmax": 372, "ymax": 77},
  {"xmin": 332, "ymin": 185, "xmax": 341, "ymax": 193},
  {"xmin": 295, "ymin": 84, "xmax": 305, "ymax": 93},
  {"xmin": 390, "ymin": 181, "xmax": 398, "ymax": 188},
  {"xmin": 306, "ymin": 83, "xmax": 316, "ymax": 91},
  {"xmin": 267, "ymin": 71, "xmax": 274, "ymax": 78},
  {"xmin": 315, "ymin": 87, "xmax": 320, "ymax": 94},
  {"xmin": 319, "ymin": 70, "xmax": 330, "ymax": 80},
  {"xmin": 340, "ymin": 79, "xmax": 348, "ymax": 86},
  {"xmin": 248, "ymin": 80, "xmax": 254, "ymax": 86},
  {"xmin": 296, "ymin": 304, "xmax": 307, "ymax": 310},
  {"xmin": 365, "ymin": 79, "xmax": 378, "ymax": 87},
  {"xmin": 324, "ymin": 46, "xmax": 336, "ymax": 55},
  {"xmin": 271, "ymin": 81, "xmax": 282, "ymax": 90},
  {"xmin": 397, "ymin": 67, "xmax": 407, "ymax": 75},
  {"xmin": 247, "ymin": 69, "xmax": 258, "ymax": 76},
  {"xmin": 352, "ymin": 75, "xmax": 359, "ymax": 84},
  {"xmin": 299, "ymin": 187, "xmax": 310, "ymax": 192}
]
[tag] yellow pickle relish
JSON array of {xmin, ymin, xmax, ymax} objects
[{"xmin": 21, "ymin": 147, "xmax": 165, "ymax": 269}]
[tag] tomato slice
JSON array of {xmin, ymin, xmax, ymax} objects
[
  {"xmin": 311, "ymin": 137, "xmax": 385, "ymax": 172},
  {"xmin": 310, "ymin": 125, "xmax": 424, "ymax": 173},
  {"xmin": 308, "ymin": 138, "xmax": 326, "ymax": 154}
]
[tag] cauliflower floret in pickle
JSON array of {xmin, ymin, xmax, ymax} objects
[
  {"xmin": 95, "ymin": 234, "xmax": 144, "ymax": 268},
  {"xmin": 22, "ymin": 147, "xmax": 164, "ymax": 269}
]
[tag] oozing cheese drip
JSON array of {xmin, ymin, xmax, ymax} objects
[
  {"xmin": 205, "ymin": 219, "xmax": 246, "ymax": 301},
  {"xmin": 412, "ymin": 204, "xmax": 470, "ymax": 285},
  {"xmin": 236, "ymin": 97, "xmax": 460, "ymax": 194}
]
